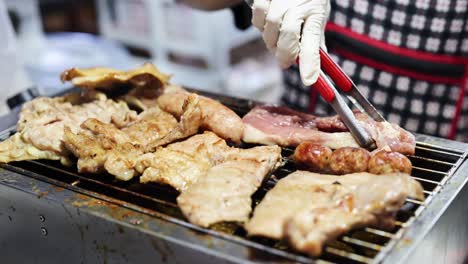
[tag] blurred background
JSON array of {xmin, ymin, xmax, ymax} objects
[{"xmin": 0, "ymin": 0, "xmax": 283, "ymax": 116}]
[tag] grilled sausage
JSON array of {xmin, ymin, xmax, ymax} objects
[
  {"xmin": 368, "ymin": 151, "xmax": 412, "ymax": 174},
  {"xmin": 329, "ymin": 147, "xmax": 371, "ymax": 175},
  {"xmin": 294, "ymin": 142, "xmax": 412, "ymax": 175},
  {"xmin": 293, "ymin": 142, "xmax": 333, "ymax": 172}
]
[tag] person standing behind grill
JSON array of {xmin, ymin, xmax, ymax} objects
[{"xmin": 181, "ymin": 0, "xmax": 468, "ymax": 142}]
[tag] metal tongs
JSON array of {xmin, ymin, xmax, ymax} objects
[
  {"xmin": 313, "ymin": 50, "xmax": 385, "ymax": 149},
  {"xmin": 245, "ymin": 0, "xmax": 384, "ymax": 149}
]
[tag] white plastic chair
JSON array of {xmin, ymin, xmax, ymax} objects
[{"xmin": 0, "ymin": 0, "xmax": 32, "ymax": 116}]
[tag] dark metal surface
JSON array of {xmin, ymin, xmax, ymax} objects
[
  {"xmin": 0, "ymin": 91, "xmax": 467, "ymax": 264},
  {"xmin": 0, "ymin": 171, "xmax": 251, "ymax": 264},
  {"xmin": 0, "ymin": 108, "xmax": 20, "ymax": 133},
  {"xmin": 381, "ymin": 135, "xmax": 468, "ymax": 264},
  {"xmin": 401, "ymin": 167, "xmax": 468, "ymax": 264}
]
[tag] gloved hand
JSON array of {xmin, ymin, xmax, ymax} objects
[{"xmin": 251, "ymin": 0, "xmax": 330, "ymax": 86}]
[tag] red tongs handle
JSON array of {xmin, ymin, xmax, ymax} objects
[
  {"xmin": 298, "ymin": 49, "xmax": 352, "ymax": 103},
  {"xmin": 319, "ymin": 49, "xmax": 353, "ymax": 92},
  {"xmin": 313, "ymin": 75, "xmax": 335, "ymax": 103},
  {"xmin": 297, "ymin": 55, "xmax": 336, "ymax": 103}
]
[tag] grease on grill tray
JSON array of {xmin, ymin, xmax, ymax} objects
[
  {"xmin": 69, "ymin": 193, "xmax": 149, "ymax": 227},
  {"xmin": 31, "ymin": 185, "xmax": 49, "ymax": 199},
  {"xmin": 210, "ymin": 222, "xmax": 239, "ymax": 235}
]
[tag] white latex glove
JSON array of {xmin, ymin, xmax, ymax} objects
[{"xmin": 252, "ymin": 0, "xmax": 330, "ymax": 86}]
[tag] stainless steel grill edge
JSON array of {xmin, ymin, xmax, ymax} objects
[{"xmin": 0, "ymin": 90, "xmax": 467, "ymax": 264}]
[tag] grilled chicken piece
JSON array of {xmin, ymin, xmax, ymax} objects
[
  {"xmin": 63, "ymin": 119, "xmax": 143, "ymax": 178},
  {"xmin": 62, "ymin": 62, "xmax": 176, "ymax": 113},
  {"xmin": 177, "ymin": 145, "xmax": 282, "ymax": 227},
  {"xmin": 147, "ymin": 94, "xmax": 203, "ymax": 151},
  {"xmin": 60, "ymin": 63, "xmax": 171, "ymax": 91},
  {"xmin": 242, "ymin": 106, "xmax": 416, "ymax": 155},
  {"xmin": 157, "ymin": 89, "xmax": 244, "ymax": 143},
  {"xmin": 0, "ymin": 93, "xmax": 137, "ymax": 164},
  {"xmin": 246, "ymin": 172, "xmax": 333, "ymax": 240},
  {"xmin": 245, "ymin": 171, "xmax": 424, "ymax": 256},
  {"xmin": 136, "ymin": 131, "xmax": 282, "ymax": 227},
  {"xmin": 124, "ymin": 84, "xmax": 186, "ymax": 111},
  {"xmin": 285, "ymin": 173, "xmax": 423, "ymax": 256},
  {"xmin": 137, "ymin": 132, "xmax": 229, "ymax": 191},
  {"xmin": 63, "ymin": 95, "xmax": 202, "ymax": 180},
  {"xmin": 62, "ymin": 62, "xmax": 243, "ymax": 143},
  {"xmin": 0, "ymin": 133, "xmax": 65, "ymax": 164},
  {"xmin": 120, "ymin": 107, "xmax": 178, "ymax": 147}
]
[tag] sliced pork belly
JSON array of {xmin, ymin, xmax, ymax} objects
[
  {"xmin": 245, "ymin": 171, "xmax": 423, "ymax": 256},
  {"xmin": 355, "ymin": 113, "xmax": 416, "ymax": 155},
  {"xmin": 242, "ymin": 106, "xmax": 416, "ymax": 155}
]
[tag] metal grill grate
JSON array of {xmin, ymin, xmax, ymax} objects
[{"xmin": 1, "ymin": 94, "xmax": 467, "ymax": 264}]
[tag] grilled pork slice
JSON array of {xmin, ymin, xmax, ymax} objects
[
  {"xmin": 243, "ymin": 106, "xmax": 356, "ymax": 149},
  {"xmin": 177, "ymin": 146, "xmax": 282, "ymax": 227},
  {"xmin": 60, "ymin": 63, "xmax": 171, "ymax": 91},
  {"xmin": 62, "ymin": 62, "xmax": 243, "ymax": 144},
  {"xmin": 157, "ymin": 89, "xmax": 244, "ymax": 143},
  {"xmin": 63, "ymin": 95, "xmax": 202, "ymax": 181},
  {"xmin": 120, "ymin": 106, "xmax": 179, "ymax": 147},
  {"xmin": 137, "ymin": 131, "xmax": 228, "ymax": 191},
  {"xmin": 0, "ymin": 93, "xmax": 137, "ymax": 164},
  {"xmin": 242, "ymin": 106, "xmax": 416, "ymax": 155},
  {"xmin": 136, "ymin": 131, "xmax": 282, "ymax": 227},
  {"xmin": 62, "ymin": 63, "xmax": 174, "ymax": 113},
  {"xmin": 63, "ymin": 121, "xmax": 141, "ymax": 177},
  {"xmin": 0, "ymin": 133, "xmax": 64, "ymax": 164},
  {"xmin": 246, "ymin": 171, "xmax": 423, "ymax": 256}
]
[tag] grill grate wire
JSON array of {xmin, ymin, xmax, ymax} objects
[
  {"xmin": 1, "ymin": 94, "xmax": 467, "ymax": 264},
  {"xmin": 1, "ymin": 136, "xmax": 465, "ymax": 263}
]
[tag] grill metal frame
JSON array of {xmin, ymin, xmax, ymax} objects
[{"xmin": 0, "ymin": 91, "xmax": 467, "ymax": 263}]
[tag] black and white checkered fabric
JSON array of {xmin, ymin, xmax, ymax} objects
[
  {"xmin": 282, "ymin": 0, "xmax": 468, "ymax": 142},
  {"xmin": 282, "ymin": 58, "xmax": 468, "ymax": 141},
  {"xmin": 331, "ymin": 0, "xmax": 468, "ymax": 55}
]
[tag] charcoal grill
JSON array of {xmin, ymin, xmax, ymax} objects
[{"xmin": 0, "ymin": 90, "xmax": 467, "ymax": 264}]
